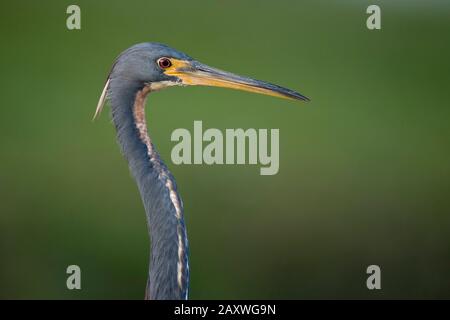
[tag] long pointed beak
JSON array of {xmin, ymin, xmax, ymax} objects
[{"xmin": 165, "ymin": 59, "xmax": 310, "ymax": 102}]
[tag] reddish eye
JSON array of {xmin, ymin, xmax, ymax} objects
[{"xmin": 157, "ymin": 57, "xmax": 172, "ymax": 69}]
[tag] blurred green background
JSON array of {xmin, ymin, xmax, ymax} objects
[{"xmin": 1, "ymin": 0, "xmax": 449, "ymax": 299}]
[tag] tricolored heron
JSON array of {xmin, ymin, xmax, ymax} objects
[{"xmin": 94, "ymin": 42, "xmax": 309, "ymax": 300}]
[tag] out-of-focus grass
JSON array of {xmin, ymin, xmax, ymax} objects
[{"xmin": 0, "ymin": 0, "xmax": 449, "ymax": 299}]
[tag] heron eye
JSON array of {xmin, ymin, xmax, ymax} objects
[{"xmin": 158, "ymin": 57, "xmax": 172, "ymax": 69}]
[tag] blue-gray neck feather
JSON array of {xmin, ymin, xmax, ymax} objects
[{"xmin": 108, "ymin": 78, "xmax": 189, "ymax": 300}]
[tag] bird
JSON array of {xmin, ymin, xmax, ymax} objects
[{"xmin": 94, "ymin": 42, "xmax": 309, "ymax": 300}]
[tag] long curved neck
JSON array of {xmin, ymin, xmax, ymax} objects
[{"xmin": 109, "ymin": 79, "xmax": 189, "ymax": 300}]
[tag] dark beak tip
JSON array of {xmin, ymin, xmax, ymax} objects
[{"xmin": 295, "ymin": 94, "xmax": 310, "ymax": 102}]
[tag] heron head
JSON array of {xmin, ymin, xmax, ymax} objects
[{"xmin": 94, "ymin": 42, "xmax": 309, "ymax": 119}]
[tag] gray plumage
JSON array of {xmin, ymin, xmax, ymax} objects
[
  {"xmin": 107, "ymin": 43, "xmax": 191, "ymax": 299},
  {"xmin": 96, "ymin": 42, "xmax": 308, "ymax": 300}
]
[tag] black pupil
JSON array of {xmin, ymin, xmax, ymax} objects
[{"xmin": 160, "ymin": 58, "xmax": 171, "ymax": 68}]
